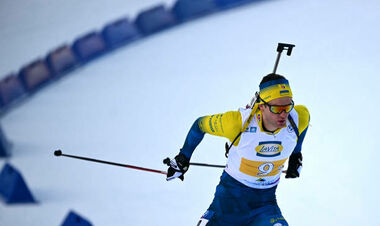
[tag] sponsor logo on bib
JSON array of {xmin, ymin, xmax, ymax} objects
[
  {"xmin": 245, "ymin": 127, "xmax": 257, "ymax": 133},
  {"xmin": 255, "ymin": 141, "xmax": 283, "ymax": 157}
]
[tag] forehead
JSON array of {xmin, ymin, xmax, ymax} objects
[{"xmin": 268, "ymin": 97, "xmax": 293, "ymax": 105}]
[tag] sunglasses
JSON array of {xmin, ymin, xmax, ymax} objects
[{"xmin": 261, "ymin": 99, "xmax": 294, "ymax": 114}]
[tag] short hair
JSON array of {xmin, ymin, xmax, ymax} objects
[{"xmin": 260, "ymin": 73, "xmax": 287, "ymax": 85}]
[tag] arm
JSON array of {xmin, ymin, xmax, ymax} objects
[
  {"xmin": 165, "ymin": 111, "xmax": 242, "ymax": 181},
  {"xmin": 286, "ymin": 105, "xmax": 310, "ymax": 178},
  {"xmin": 292, "ymin": 105, "xmax": 310, "ymax": 154},
  {"xmin": 179, "ymin": 117, "xmax": 206, "ymax": 159},
  {"xmin": 180, "ymin": 111, "xmax": 243, "ymax": 159}
]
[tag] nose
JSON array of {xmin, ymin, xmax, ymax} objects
[{"xmin": 279, "ymin": 111, "xmax": 287, "ymax": 118}]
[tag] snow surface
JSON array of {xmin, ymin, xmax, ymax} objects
[{"xmin": 1, "ymin": 0, "xmax": 380, "ymax": 225}]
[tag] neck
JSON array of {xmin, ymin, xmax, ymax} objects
[{"xmin": 262, "ymin": 119, "xmax": 277, "ymax": 133}]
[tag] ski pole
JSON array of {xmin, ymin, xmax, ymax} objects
[
  {"xmin": 273, "ymin": 43, "xmax": 295, "ymax": 74},
  {"xmin": 54, "ymin": 150, "xmax": 225, "ymax": 175},
  {"xmin": 162, "ymin": 158, "xmax": 225, "ymax": 168},
  {"xmin": 54, "ymin": 150, "xmax": 167, "ymax": 175}
]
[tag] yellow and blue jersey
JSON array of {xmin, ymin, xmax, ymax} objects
[{"xmin": 180, "ymin": 105, "xmax": 309, "ymax": 189}]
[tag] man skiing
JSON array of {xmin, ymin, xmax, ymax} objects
[{"xmin": 165, "ymin": 73, "xmax": 309, "ymax": 226}]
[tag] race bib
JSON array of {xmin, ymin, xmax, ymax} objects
[{"xmin": 239, "ymin": 158, "xmax": 287, "ymax": 177}]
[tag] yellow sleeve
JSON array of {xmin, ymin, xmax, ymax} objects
[
  {"xmin": 294, "ymin": 105, "xmax": 310, "ymax": 134},
  {"xmin": 198, "ymin": 111, "xmax": 242, "ymax": 142}
]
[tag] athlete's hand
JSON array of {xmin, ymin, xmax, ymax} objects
[
  {"xmin": 163, "ymin": 153, "xmax": 189, "ymax": 181},
  {"xmin": 285, "ymin": 152, "xmax": 302, "ymax": 178}
]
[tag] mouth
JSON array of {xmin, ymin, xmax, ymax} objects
[{"xmin": 278, "ymin": 119, "xmax": 286, "ymax": 125}]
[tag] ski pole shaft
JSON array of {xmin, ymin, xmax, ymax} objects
[
  {"xmin": 189, "ymin": 162, "xmax": 225, "ymax": 168},
  {"xmin": 273, "ymin": 51, "xmax": 282, "ymax": 74},
  {"xmin": 54, "ymin": 150, "xmax": 167, "ymax": 175},
  {"xmin": 163, "ymin": 157, "xmax": 225, "ymax": 169}
]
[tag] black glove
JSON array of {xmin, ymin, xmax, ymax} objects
[
  {"xmin": 163, "ymin": 153, "xmax": 189, "ymax": 181},
  {"xmin": 285, "ymin": 152, "xmax": 302, "ymax": 179}
]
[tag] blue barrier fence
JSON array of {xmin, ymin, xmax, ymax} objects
[
  {"xmin": 0, "ymin": 0, "xmax": 263, "ymax": 114},
  {"xmin": 102, "ymin": 18, "xmax": 140, "ymax": 49},
  {"xmin": 173, "ymin": 0, "xmax": 218, "ymax": 21},
  {"xmin": 0, "ymin": 163, "xmax": 36, "ymax": 203},
  {"xmin": 60, "ymin": 211, "xmax": 93, "ymax": 226}
]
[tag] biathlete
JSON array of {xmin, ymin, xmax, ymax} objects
[{"xmin": 165, "ymin": 73, "xmax": 310, "ymax": 226}]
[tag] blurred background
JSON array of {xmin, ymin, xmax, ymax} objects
[{"xmin": 0, "ymin": 0, "xmax": 379, "ymax": 225}]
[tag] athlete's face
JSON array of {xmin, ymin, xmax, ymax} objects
[{"xmin": 259, "ymin": 97, "xmax": 293, "ymax": 131}]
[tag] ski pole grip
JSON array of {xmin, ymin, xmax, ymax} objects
[
  {"xmin": 54, "ymin": 150, "xmax": 62, "ymax": 156},
  {"xmin": 277, "ymin": 43, "xmax": 295, "ymax": 56},
  {"xmin": 163, "ymin": 157, "xmax": 171, "ymax": 166}
]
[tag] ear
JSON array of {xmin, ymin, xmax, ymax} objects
[{"xmin": 258, "ymin": 104, "xmax": 265, "ymax": 111}]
